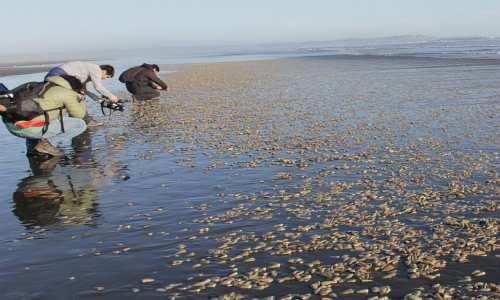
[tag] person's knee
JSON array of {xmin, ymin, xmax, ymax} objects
[
  {"xmin": 66, "ymin": 118, "xmax": 87, "ymax": 135},
  {"xmin": 76, "ymin": 119, "xmax": 87, "ymax": 132}
]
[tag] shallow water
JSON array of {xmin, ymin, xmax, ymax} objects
[{"xmin": 0, "ymin": 54, "xmax": 499, "ymax": 299}]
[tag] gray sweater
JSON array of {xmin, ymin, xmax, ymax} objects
[{"xmin": 60, "ymin": 61, "xmax": 115, "ymax": 101}]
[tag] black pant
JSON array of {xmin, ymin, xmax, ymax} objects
[
  {"xmin": 83, "ymin": 111, "xmax": 94, "ymax": 124},
  {"xmin": 126, "ymin": 83, "xmax": 160, "ymax": 100},
  {"xmin": 134, "ymin": 89, "xmax": 160, "ymax": 99}
]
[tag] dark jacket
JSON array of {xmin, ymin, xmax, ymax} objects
[{"xmin": 119, "ymin": 64, "xmax": 168, "ymax": 93}]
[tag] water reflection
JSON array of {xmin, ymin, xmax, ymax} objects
[{"xmin": 12, "ymin": 131, "xmax": 102, "ymax": 228}]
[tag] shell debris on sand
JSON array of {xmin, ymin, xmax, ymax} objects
[{"xmin": 98, "ymin": 57, "xmax": 499, "ymax": 299}]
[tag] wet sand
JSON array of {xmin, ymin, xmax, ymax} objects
[
  {"xmin": 0, "ymin": 56, "xmax": 499, "ymax": 299},
  {"xmin": 0, "ymin": 61, "xmax": 64, "ymax": 76},
  {"xmin": 0, "ymin": 66, "xmax": 54, "ymax": 77}
]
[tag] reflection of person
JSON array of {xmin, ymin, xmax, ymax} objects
[
  {"xmin": 45, "ymin": 61, "xmax": 118, "ymax": 127},
  {"xmin": 0, "ymin": 75, "xmax": 87, "ymax": 157},
  {"xmin": 12, "ymin": 154, "xmax": 100, "ymax": 228},
  {"xmin": 13, "ymin": 156, "xmax": 63, "ymax": 227},
  {"xmin": 119, "ymin": 63, "xmax": 168, "ymax": 101},
  {"xmin": 71, "ymin": 129, "xmax": 95, "ymax": 165}
]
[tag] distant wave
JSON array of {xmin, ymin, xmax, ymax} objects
[{"xmin": 301, "ymin": 39, "xmax": 500, "ymax": 60}]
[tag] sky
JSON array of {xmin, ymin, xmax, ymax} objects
[{"xmin": 2, "ymin": 0, "xmax": 500, "ymax": 55}]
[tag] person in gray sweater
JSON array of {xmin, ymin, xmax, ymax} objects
[{"xmin": 45, "ymin": 61, "xmax": 118, "ymax": 127}]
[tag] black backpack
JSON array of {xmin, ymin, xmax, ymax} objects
[{"xmin": 5, "ymin": 82, "xmax": 64, "ymax": 134}]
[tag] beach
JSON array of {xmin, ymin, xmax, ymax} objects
[
  {"xmin": 0, "ymin": 66, "xmax": 53, "ymax": 77},
  {"xmin": 0, "ymin": 61, "xmax": 67, "ymax": 77},
  {"xmin": 0, "ymin": 54, "xmax": 499, "ymax": 299}
]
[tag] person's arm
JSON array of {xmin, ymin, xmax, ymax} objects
[
  {"xmin": 146, "ymin": 71, "xmax": 168, "ymax": 90},
  {"xmin": 83, "ymin": 80, "xmax": 101, "ymax": 102},
  {"xmin": 88, "ymin": 67, "xmax": 118, "ymax": 102}
]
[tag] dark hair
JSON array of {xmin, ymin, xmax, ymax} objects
[
  {"xmin": 60, "ymin": 74, "xmax": 83, "ymax": 92},
  {"xmin": 100, "ymin": 65, "xmax": 115, "ymax": 77},
  {"xmin": 152, "ymin": 64, "xmax": 160, "ymax": 72}
]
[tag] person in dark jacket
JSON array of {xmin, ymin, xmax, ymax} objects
[{"xmin": 119, "ymin": 63, "xmax": 168, "ymax": 101}]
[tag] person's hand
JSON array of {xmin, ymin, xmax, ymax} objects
[
  {"xmin": 77, "ymin": 92, "xmax": 85, "ymax": 101},
  {"xmin": 109, "ymin": 95, "xmax": 119, "ymax": 102},
  {"xmin": 156, "ymin": 86, "xmax": 162, "ymax": 90},
  {"xmin": 165, "ymin": 87, "xmax": 169, "ymax": 91},
  {"xmin": 0, "ymin": 104, "xmax": 6, "ymax": 112}
]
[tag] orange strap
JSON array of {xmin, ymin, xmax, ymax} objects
[{"xmin": 13, "ymin": 120, "xmax": 47, "ymax": 128}]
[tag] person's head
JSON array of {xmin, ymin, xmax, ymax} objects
[
  {"xmin": 60, "ymin": 74, "xmax": 83, "ymax": 94},
  {"xmin": 152, "ymin": 64, "xmax": 160, "ymax": 73},
  {"xmin": 100, "ymin": 65, "xmax": 115, "ymax": 79}
]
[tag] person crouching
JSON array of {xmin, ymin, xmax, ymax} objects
[
  {"xmin": 0, "ymin": 75, "xmax": 87, "ymax": 156},
  {"xmin": 119, "ymin": 63, "xmax": 168, "ymax": 101}
]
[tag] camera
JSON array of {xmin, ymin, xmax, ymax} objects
[
  {"xmin": 101, "ymin": 96, "xmax": 125, "ymax": 112},
  {"xmin": 0, "ymin": 83, "xmax": 14, "ymax": 107}
]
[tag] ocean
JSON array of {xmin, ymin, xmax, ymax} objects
[{"xmin": 0, "ymin": 38, "xmax": 499, "ymax": 299}]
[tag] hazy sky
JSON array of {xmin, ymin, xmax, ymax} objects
[{"xmin": 3, "ymin": 0, "xmax": 499, "ymax": 55}]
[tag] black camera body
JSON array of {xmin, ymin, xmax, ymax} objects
[
  {"xmin": 101, "ymin": 97, "xmax": 125, "ymax": 112},
  {"xmin": 0, "ymin": 83, "xmax": 14, "ymax": 107}
]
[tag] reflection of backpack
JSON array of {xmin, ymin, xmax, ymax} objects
[{"xmin": 5, "ymin": 82, "xmax": 64, "ymax": 134}]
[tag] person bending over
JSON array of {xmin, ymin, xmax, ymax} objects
[
  {"xmin": 0, "ymin": 75, "xmax": 87, "ymax": 157},
  {"xmin": 45, "ymin": 61, "xmax": 118, "ymax": 127},
  {"xmin": 119, "ymin": 63, "xmax": 168, "ymax": 101}
]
